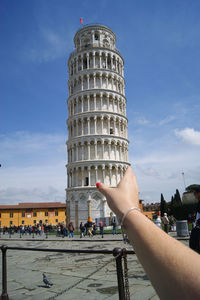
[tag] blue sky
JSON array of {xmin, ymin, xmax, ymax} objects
[{"xmin": 1, "ymin": 0, "xmax": 200, "ymax": 205}]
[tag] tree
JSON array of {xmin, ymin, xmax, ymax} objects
[
  {"xmin": 174, "ymin": 189, "xmax": 182, "ymax": 205},
  {"xmin": 160, "ymin": 193, "xmax": 168, "ymax": 217},
  {"xmin": 186, "ymin": 184, "xmax": 199, "ymax": 192},
  {"xmin": 170, "ymin": 195, "xmax": 175, "ymax": 215}
]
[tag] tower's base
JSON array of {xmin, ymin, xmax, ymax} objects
[{"xmin": 66, "ymin": 187, "xmax": 112, "ymax": 230}]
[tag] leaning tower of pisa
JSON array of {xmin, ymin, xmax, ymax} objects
[{"xmin": 66, "ymin": 24, "xmax": 130, "ymax": 229}]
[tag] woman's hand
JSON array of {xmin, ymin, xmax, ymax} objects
[{"xmin": 96, "ymin": 166, "xmax": 139, "ymax": 222}]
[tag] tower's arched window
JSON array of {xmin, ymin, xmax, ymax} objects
[{"xmin": 95, "ymin": 32, "xmax": 99, "ymax": 40}]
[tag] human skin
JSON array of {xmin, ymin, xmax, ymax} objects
[{"xmin": 97, "ymin": 166, "xmax": 200, "ymax": 300}]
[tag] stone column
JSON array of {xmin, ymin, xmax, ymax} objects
[
  {"xmin": 102, "ymin": 164, "xmax": 105, "ymax": 183},
  {"xmin": 81, "ymin": 118, "xmax": 83, "ymax": 135},
  {"xmin": 87, "ymin": 74, "xmax": 89, "ymax": 89},
  {"xmin": 87, "ymin": 53, "xmax": 89, "ymax": 69},
  {"xmin": 81, "ymin": 167, "xmax": 84, "ymax": 186},
  {"xmin": 87, "ymin": 117, "xmax": 90, "ymax": 135},
  {"xmin": 76, "ymin": 119, "xmax": 78, "ymax": 136},
  {"xmin": 103, "ymin": 199, "xmax": 107, "ymax": 218},
  {"xmin": 108, "ymin": 141, "xmax": 111, "ymax": 159},
  {"xmin": 100, "ymin": 74, "xmax": 102, "ymax": 87},
  {"xmin": 94, "ymin": 72, "xmax": 96, "ymax": 88},
  {"xmin": 81, "ymin": 143, "xmax": 84, "ymax": 160},
  {"xmin": 81, "ymin": 55, "xmax": 83, "ymax": 71},
  {"xmin": 94, "ymin": 116, "xmax": 97, "ymax": 134},
  {"xmin": 114, "ymin": 142, "xmax": 117, "ymax": 160},
  {"xmin": 75, "ymin": 200, "xmax": 79, "ymax": 231},
  {"xmin": 94, "ymin": 93, "xmax": 96, "ymax": 110},
  {"xmin": 101, "ymin": 116, "xmax": 104, "ymax": 134},
  {"xmin": 93, "ymin": 52, "xmax": 95, "ymax": 68},
  {"xmin": 100, "ymin": 93, "xmax": 103, "ymax": 108},
  {"xmin": 66, "ymin": 200, "xmax": 70, "ymax": 225},
  {"xmin": 87, "ymin": 95, "xmax": 90, "ymax": 111},
  {"xmin": 109, "ymin": 165, "xmax": 112, "ymax": 185},
  {"xmin": 88, "ymin": 166, "xmax": 91, "ymax": 186},
  {"xmin": 107, "ymin": 94, "xmax": 109, "ymax": 109},
  {"xmin": 99, "ymin": 53, "xmax": 102, "ymax": 68},
  {"xmin": 76, "ymin": 58, "xmax": 78, "ymax": 73},
  {"xmin": 81, "ymin": 76, "xmax": 83, "ymax": 91},
  {"xmin": 102, "ymin": 140, "xmax": 104, "ymax": 159},
  {"xmin": 108, "ymin": 117, "xmax": 110, "ymax": 135},
  {"xmin": 105, "ymin": 53, "xmax": 108, "ymax": 69},
  {"xmin": 81, "ymin": 95, "xmax": 84, "ymax": 112},
  {"xmin": 106, "ymin": 75, "xmax": 108, "ymax": 89},
  {"xmin": 87, "ymin": 199, "xmax": 91, "ymax": 219},
  {"xmin": 95, "ymin": 166, "xmax": 98, "ymax": 183},
  {"xmin": 94, "ymin": 140, "xmax": 97, "ymax": 158},
  {"xmin": 87, "ymin": 142, "xmax": 90, "ymax": 160}
]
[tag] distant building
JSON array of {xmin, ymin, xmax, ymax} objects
[
  {"xmin": 0, "ymin": 202, "xmax": 66, "ymax": 227},
  {"xmin": 182, "ymin": 191, "xmax": 198, "ymax": 205},
  {"xmin": 142, "ymin": 202, "xmax": 160, "ymax": 220}
]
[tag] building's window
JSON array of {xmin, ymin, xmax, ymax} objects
[
  {"xmin": 33, "ymin": 220, "xmax": 36, "ymax": 224},
  {"xmin": 110, "ymin": 128, "xmax": 114, "ymax": 134},
  {"xmin": 22, "ymin": 212, "xmax": 25, "ymax": 217},
  {"xmin": 85, "ymin": 177, "xmax": 89, "ymax": 186},
  {"xmin": 45, "ymin": 219, "xmax": 48, "ymax": 223},
  {"xmin": 95, "ymin": 33, "xmax": 99, "ymax": 40},
  {"xmin": 55, "ymin": 211, "xmax": 58, "ymax": 216},
  {"xmin": 22, "ymin": 220, "xmax": 24, "ymax": 224},
  {"xmin": 45, "ymin": 212, "xmax": 48, "ymax": 216},
  {"xmin": 10, "ymin": 213, "xmax": 13, "ymax": 218},
  {"xmin": 10, "ymin": 221, "xmax": 13, "ymax": 225},
  {"xmin": 33, "ymin": 212, "xmax": 37, "ymax": 217},
  {"xmin": 55, "ymin": 219, "xmax": 58, "ymax": 223}
]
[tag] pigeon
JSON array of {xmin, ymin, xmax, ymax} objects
[{"xmin": 43, "ymin": 273, "xmax": 53, "ymax": 288}]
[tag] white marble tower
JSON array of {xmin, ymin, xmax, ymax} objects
[{"xmin": 66, "ymin": 24, "xmax": 130, "ymax": 229}]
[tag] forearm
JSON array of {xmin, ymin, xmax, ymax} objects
[{"xmin": 124, "ymin": 210, "xmax": 200, "ymax": 300}]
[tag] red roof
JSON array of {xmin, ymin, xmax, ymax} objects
[{"xmin": 0, "ymin": 202, "xmax": 66, "ymax": 210}]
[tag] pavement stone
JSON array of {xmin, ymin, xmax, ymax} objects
[{"xmin": 0, "ymin": 233, "xmax": 189, "ymax": 299}]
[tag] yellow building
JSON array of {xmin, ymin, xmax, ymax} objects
[{"xmin": 0, "ymin": 202, "xmax": 66, "ymax": 227}]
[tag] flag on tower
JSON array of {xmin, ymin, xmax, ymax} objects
[{"xmin": 80, "ymin": 18, "xmax": 83, "ymax": 25}]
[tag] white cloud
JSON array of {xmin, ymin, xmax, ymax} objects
[
  {"xmin": 24, "ymin": 28, "xmax": 72, "ymax": 62},
  {"xmin": 175, "ymin": 128, "xmax": 200, "ymax": 146},
  {"xmin": 159, "ymin": 115, "xmax": 176, "ymax": 126},
  {"xmin": 0, "ymin": 131, "xmax": 67, "ymax": 204},
  {"xmin": 136, "ymin": 117, "xmax": 150, "ymax": 125}
]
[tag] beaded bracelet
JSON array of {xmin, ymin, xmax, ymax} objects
[{"xmin": 120, "ymin": 206, "xmax": 141, "ymax": 226}]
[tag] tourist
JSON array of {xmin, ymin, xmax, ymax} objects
[
  {"xmin": 188, "ymin": 185, "xmax": 200, "ymax": 224},
  {"xmin": 162, "ymin": 213, "xmax": 169, "ymax": 233},
  {"xmin": 112, "ymin": 218, "xmax": 117, "ymax": 234},
  {"xmin": 155, "ymin": 215, "xmax": 162, "ymax": 228},
  {"xmin": 87, "ymin": 218, "xmax": 93, "ymax": 237},
  {"xmin": 79, "ymin": 222, "xmax": 85, "ymax": 238},
  {"xmin": 169, "ymin": 215, "xmax": 176, "ymax": 232},
  {"xmin": 68, "ymin": 221, "xmax": 74, "ymax": 238},
  {"xmin": 99, "ymin": 220, "xmax": 104, "ymax": 238},
  {"xmin": 96, "ymin": 166, "xmax": 200, "ymax": 299},
  {"xmin": 189, "ymin": 218, "xmax": 200, "ymax": 254}
]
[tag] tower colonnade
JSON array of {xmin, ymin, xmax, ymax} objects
[
  {"xmin": 69, "ymin": 49, "xmax": 124, "ymax": 77},
  {"xmin": 67, "ymin": 114, "xmax": 128, "ymax": 139},
  {"xmin": 68, "ymin": 70, "xmax": 125, "ymax": 96},
  {"xmin": 68, "ymin": 91, "xmax": 126, "ymax": 117},
  {"xmin": 67, "ymin": 138, "xmax": 128, "ymax": 163},
  {"xmin": 66, "ymin": 25, "xmax": 130, "ymax": 228}
]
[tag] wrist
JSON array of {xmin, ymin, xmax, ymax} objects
[{"xmin": 119, "ymin": 206, "xmax": 141, "ymax": 226}]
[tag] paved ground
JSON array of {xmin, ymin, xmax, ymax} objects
[{"xmin": 0, "ymin": 233, "xmax": 189, "ymax": 300}]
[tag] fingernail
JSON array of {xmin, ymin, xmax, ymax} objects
[{"xmin": 96, "ymin": 182, "xmax": 100, "ymax": 188}]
